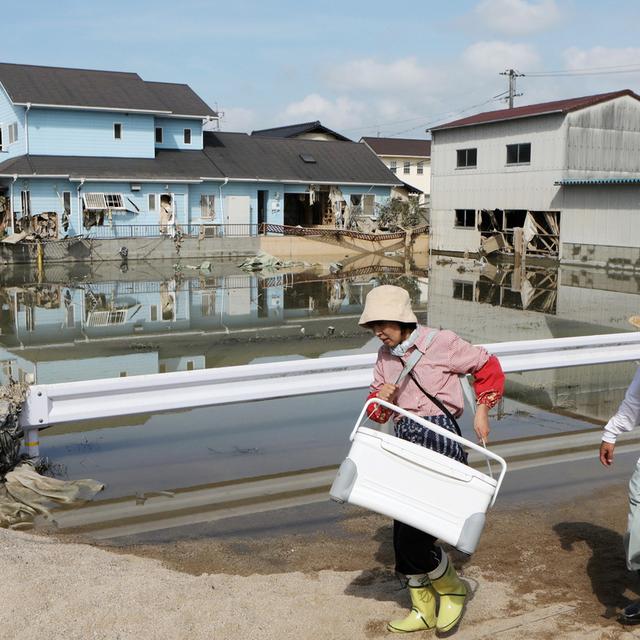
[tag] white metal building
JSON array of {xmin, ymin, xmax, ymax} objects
[{"xmin": 429, "ymin": 90, "xmax": 640, "ymax": 266}]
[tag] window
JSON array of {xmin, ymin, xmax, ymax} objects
[
  {"xmin": 8, "ymin": 122, "xmax": 18, "ymax": 144},
  {"xmin": 403, "ymin": 161, "xmax": 411, "ymax": 175},
  {"xmin": 155, "ymin": 127, "xmax": 163, "ymax": 144},
  {"xmin": 21, "ymin": 190, "xmax": 31, "ymax": 216},
  {"xmin": 0, "ymin": 127, "xmax": 3, "ymax": 151},
  {"xmin": 454, "ymin": 209, "xmax": 476, "ymax": 228},
  {"xmin": 183, "ymin": 128, "xmax": 192, "ymax": 144},
  {"xmin": 456, "ymin": 148, "xmax": 477, "ymax": 168},
  {"xmin": 148, "ymin": 193, "xmax": 157, "ymax": 212},
  {"xmin": 389, "ymin": 161, "xmax": 397, "ymax": 174},
  {"xmin": 83, "ymin": 193, "xmax": 126, "ymax": 210},
  {"xmin": 453, "ymin": 281, "xmax": 474, "ymax": 301},
  {"xmin": 200, "ymin": 194, "xmax": 215, "ymax": 219},
  {"xmin": 350, "ymin": 194, "xmax": 375, "ymax": 217},
  {"xmin": 62, "ymin": 192, "xmax": 71, "ymax": 216},
  {"xmin": 113, "ymin": 123, "xmax": 122, "ymax": 140},
  {"xmin": 150, "ymin": 305, "xmax": 158, "ymax": 321},
  {"xmin": 417, "ymin": 161, "xmax": 424, "ymax": 175},
  {"xmin": 186, "ymin": 360, "xmax": 194, "ymax": 371},
  {"xmin": 506, "ymin": 143, "xmax": 531, "ymax": 165}
]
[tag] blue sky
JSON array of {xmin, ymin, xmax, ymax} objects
[{"xmin": 5, "ymin": 0, "xmax": 640, "ymax": 138}]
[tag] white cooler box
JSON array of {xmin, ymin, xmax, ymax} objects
[{"xmin": 330, "ymin": 399, "xmax": 507, "ymax": 554}]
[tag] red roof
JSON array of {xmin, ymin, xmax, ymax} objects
[
  {"xmin": 431, "ymin": 89, "xmax": 640, "ymax": 132},
  {"xmin": 361, "ymin": 136, "xmax": 431, "ymax": 157}
]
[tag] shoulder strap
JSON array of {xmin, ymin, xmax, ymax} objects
[
  {"xmin": 393, "ymin": 330, "xmax": 438, "ymax": 386},
  {"xmin": 406, "ymin": 371, "xmax": 462, "ymax": 437}
]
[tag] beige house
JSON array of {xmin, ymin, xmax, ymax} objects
[{"xmin": 361, "ymin": 137, "xmax": 431, "ymax": 203}]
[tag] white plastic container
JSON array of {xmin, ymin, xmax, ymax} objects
[{"xmin": 330, "ymin": 399, "xmax": 507, "ymax": 554}]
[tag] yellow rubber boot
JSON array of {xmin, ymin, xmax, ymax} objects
[
  {"xmin": 387, "ymin": 584, "xmax": 437, "ymax": 633},
  {"xmin": 430, "ymin": 561, "xmax": 467, "ymax": 634}
]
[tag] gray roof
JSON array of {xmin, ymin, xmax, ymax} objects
[
  {"xmin": 0, "ymin": 150, "xmax": 223, "ymax": 181},
  {"xmin": 0, "ymin": 62, "xmax": 217, "ymax": 117},
  {"xmin": 204, "ymin": 132, "xmax": 400, "ymax": 184},
  {"xmin": 0, "ymin": 133, "xmax": 400, "ymax": 185},
  {"xmin": 251, "ymin": 120, "xmax": 351, "ymax": 142}
]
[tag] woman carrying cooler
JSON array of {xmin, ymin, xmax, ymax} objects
[{"xmin": 359, "ymin": 285, "xmax": 504, "ymax": 634}]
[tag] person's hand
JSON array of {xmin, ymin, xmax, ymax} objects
[
  {"xmin": 377, "ymin": 383, "xmax": 398, "ymax": 404},
  {"xmin": 600, "ymin": 441, "xmax": 615, "ymax": 467},
  {"xmin": 474, "ymin": 404, "xmax": 490, "ymax": 443}
]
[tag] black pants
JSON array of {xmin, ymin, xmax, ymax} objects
[
  {"xmin": 393, "ymin": 413, "xmax": 465, "ymax": 575},
  {"xmin": 393, "ymin": 520, "xmax": 442, "ymax": 575}
]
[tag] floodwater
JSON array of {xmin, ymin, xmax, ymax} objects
[{"xmin": 2, "ymin": 253, "xmax": 639, "ymax": 535}]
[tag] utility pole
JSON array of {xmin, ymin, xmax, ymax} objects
[{"xmin": 499, "ymin": 69, "xmax": 524, "ymax": 108}]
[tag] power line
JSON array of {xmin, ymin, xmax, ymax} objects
[
  {"xmin": 386, "ymin": 90, "xmax": 510, "ymax": 137},
  {"xmin": 525, "ymin": 62, "xmax": 640, "ymax": 77}
]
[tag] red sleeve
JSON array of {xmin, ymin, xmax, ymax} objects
[
  {"xmin": 472, "ymin": 355, "xmax": 504, "ymax": 408},
  {"xmin": 365, "ymin": 390, "xmax": 393, "ymax": 423}
]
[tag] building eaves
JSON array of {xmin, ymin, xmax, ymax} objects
[
  {"xmin": 555, "ymin": 177, "xmax": 640, "ymax": 186},
  {"xmin": 431, "ymin": 89, "xmax": 640, "ymax": 132},
  {"xmin": 0, "ymin": 151, "xmax": 225, "ymax": 181},
  {"xmin": 251, "ymin": 120, "xmax": 351, "ymax": 142},
  {"xmin": 361, "ymin": 136, "xmax": 431, "ymax": 158}
]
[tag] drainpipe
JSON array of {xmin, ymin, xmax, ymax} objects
[
  {"xmin": 24, "ymin": 103, "xmax": 31, "ymax": 155},
  {"xmin": 10, "ymin": 174, "xmax": 17, "ymax": 232},
  {"xmin": 218, "ymin": 177, "xmax": 228, "ymax": 226},
  {"xmin": 76, "ymin": 178, "xmax": 85, "ymax": 234}
]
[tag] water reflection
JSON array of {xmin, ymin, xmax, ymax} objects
[
  {"xmin": 12, "ymin": 255, "xmax": 639, "ymax": 532},
  {"xmin": 0, "ymin": 256, "xmax": 429, "ymax": 384}
]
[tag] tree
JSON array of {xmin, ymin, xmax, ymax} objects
[{"xmin": 377, "ymin": 197, "xmax": 426, "ymax": 232}]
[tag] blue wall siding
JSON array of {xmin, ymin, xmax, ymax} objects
[
  {"xmin": 28, "ymin": 109, "xmax": 155, "ymax": 158},
  {"xmin": 155, "ymin": 117, "xmax": 203, "ymax": 150},
  {"xmin": 0, "ymin": 84, "xmax": 26, "ymax": 159}
]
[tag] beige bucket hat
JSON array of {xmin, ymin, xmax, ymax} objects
[
  {"xmin": 630, "ymin": 315, "xmax": 640, "ymax": 330},
  {"xmin": 358, "ymin": 285, "xmax": 418, "ymax": 327}
]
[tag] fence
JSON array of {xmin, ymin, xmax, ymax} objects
[
  {"xmin": 19, "ymin": 332, "xmax": 640, "ymax": 456},
  {"xmin": 76, "ymin": 223, "xmax": 429, "ymax": 241}
]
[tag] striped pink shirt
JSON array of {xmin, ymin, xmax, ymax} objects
[{"xmin": 370, "ymin": 325, "xmax": 490, "ymax": 418}]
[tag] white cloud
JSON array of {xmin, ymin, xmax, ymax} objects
[
  {"xmin": 324, "ymin": 57, "xmax": 441, "ymax": 93},
  {"xmin": 474, "ymin": 0, "xmax": 561, "ymax": 36},
  {"xmin": 563, "ymin": 46, "xmax": 640, "ymax": 71},
  {"xmin": 279, "ymin": 93, "xmax": 368, "ymax": 130},
  {"xmin": 220, "ymin": 107, "xmax": 257, "ymax": 133},
  {"xmin": 463, "ymin": 41, "xmax": 541, "ymax": 75}
]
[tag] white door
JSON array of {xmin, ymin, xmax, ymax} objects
[{"xmin": 224, "ymin": 195, "xmax": 250, "ymax": 226}]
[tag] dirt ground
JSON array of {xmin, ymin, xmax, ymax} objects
[{"xmin": 3, "ymin": 483, "xmax": 640, "ymax": 639}]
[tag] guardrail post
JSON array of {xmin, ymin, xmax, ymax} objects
[{"xmin": 24, "ymin": 428, "xmax": 40, "ymax": 458}]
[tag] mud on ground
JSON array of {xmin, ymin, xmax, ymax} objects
[{"xmin": 78, "ymin": 483, "xmax": 639, "ymax": 639}]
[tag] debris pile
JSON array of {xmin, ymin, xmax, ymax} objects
[
  {"xmin": 238, "ymin": 252, "xmax": 314, "ymax": 273},
  {"xmin": 0, "ymin": 382, "xmax": 104, "ymax": 529}
]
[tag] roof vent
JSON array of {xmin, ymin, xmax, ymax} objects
[{"xmin": 299, "ymin": 153, "xmax": 316, "ymax": 163}]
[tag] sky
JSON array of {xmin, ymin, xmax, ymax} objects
[{"xmin": 5, "ymin": 0, "xmax": 640, "ymax": 139}]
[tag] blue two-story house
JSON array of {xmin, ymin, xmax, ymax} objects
[{"xmin": 0, "ymin": 63, "xmax": 399, "ymax": 240}]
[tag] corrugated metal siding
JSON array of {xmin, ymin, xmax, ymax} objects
[
  {"xmin": 565, "ymin": 95, "xmax": 640, "ymax": 175},
  {"xmin": 430, "ymin": 114, "xmax": 565, "ymax": 252},
  {"xmin": 28, "ymin": 108, "xmax": 155, "ymax": 158}
]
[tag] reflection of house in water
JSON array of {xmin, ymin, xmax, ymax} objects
[
  {"xmin": 429, "ymin": 258, "xmax": 640, "ymax": 422},
  {"xmin": 0, "ymin": 268, "xmax": 428, "ymax": 385}
]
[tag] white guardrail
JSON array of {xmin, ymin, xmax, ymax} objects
[{"xmin": 19, "ymin": 332, "xmax": 640, "ymax": 456}]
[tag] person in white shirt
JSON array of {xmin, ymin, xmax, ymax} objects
[{"xmin": 600, "ymin": 315, "xmax": 640, "ymax": 624}]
